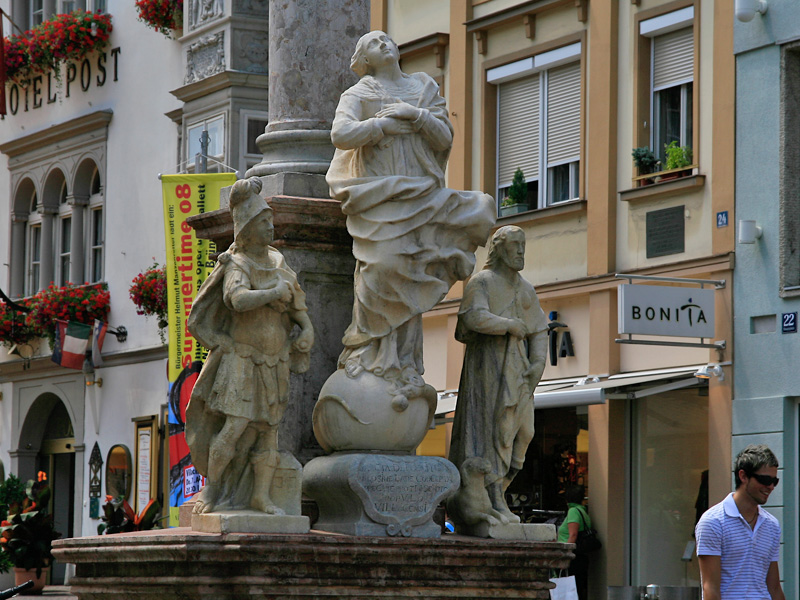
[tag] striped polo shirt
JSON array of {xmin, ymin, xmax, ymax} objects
[{"xmin": 695, "ymin": 493, "xmax": 781, "ymax": 599}]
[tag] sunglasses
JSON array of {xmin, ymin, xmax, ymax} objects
[{"xmin": 749, "ymin": 473, "xmax": 780, "ymax": 487}]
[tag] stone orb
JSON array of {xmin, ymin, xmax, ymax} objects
[{"xmin": 312, "ymin": 369, "xmax": 436, "ymax": 453}]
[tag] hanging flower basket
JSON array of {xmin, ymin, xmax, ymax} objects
[
  {"xmin": 24, "ymin": 283, "xmax": 111, "ymax": 348},
  {"xmin": 0, "ymin": 300, "xmax": 34, "ymax": 349},
  {"xmin": 135, "ymin": 0, "xmax": 183, "ymax": 37},
  {"xmin": 3, "ymin": 10, "xmax": 113, "ymax": 84},
  {"xmin": 130, "ymin": 264, "xmax": 168, "ymax": 341}
]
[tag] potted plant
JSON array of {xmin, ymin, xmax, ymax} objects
[
  {"xmin": 0, "ymin": 300, "xmax": 34, "ymax": 350},
  {"xmin": 499, "ymin": 168, "xmax": 529, "ymax": 217},
  {"xmin": 631, "ymin": 147, "xmax": 660, "ymax": 186},
  {"xmin": 3, "ymin": 10, "xmax": 113, "ymax": 85},
  {"xmin": 24, "ymin": 283, "xmax": 110, "ymax": 349},
  {"xmin": 662, "ymin": 141, "xmax": 693, "ymax": 180},
  {"xmin": 98, "ymin": 496, "xmax": 163, "ymax": 535},
  {"xmin": 129, "ymin": 262, "xmax": 168, "ymax": 343},
  {"xmin": 135, "ymin": 0, "xmax": 184, "ymax": 37},
  {"xmin": 0, "ymin": 473, "xmax": 62, "ymax": 593}
]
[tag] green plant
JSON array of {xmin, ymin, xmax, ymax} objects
[
  {"xmin": 98, "ymin": 496, "xmax": 163, "ymax": 535},
  {"xmin": 24, "ymin": 283, "xmax": 110, "ymax": 348},
  {"xmin": 3, "ymin": 11, "xmax": 113, "ymax": 84},
  {"xmin": 631, "ymin": 147, "xmax": 660, "ymax": 174},
  {"xmin": 0, "ymin": 475, "xmax": 27, "ymax": 521},
  {"xmin": 0, "ymin": 473, "xmax": 62, "ymax": 577},
  {"xmin": 502, "ymin": 168, "xmax": 528, "ymax": 207},
  {"xmin": 129, "ymin": 263, "xmax": 168, "ymax": 342},
  {"xmin": 136, "ymin": 0, "xmax": 184, "ymax": 37},
  {"xmin": 664, "ymin": 141, "xmax": 693, "ymax": 171}
]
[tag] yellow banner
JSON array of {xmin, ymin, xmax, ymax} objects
[{"xmin": 162, "ymin": 173, "xmax": 237, "ymax": 382}]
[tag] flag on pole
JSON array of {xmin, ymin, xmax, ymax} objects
[
  {"xmin": 91, "ymin": 319, "xmax": 108, "ymax": 367},
  {"xmin": 51, "ymin": 320, "xmax": 92, "ymax": 370}
]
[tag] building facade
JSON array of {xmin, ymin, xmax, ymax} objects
[
  {"xmin": 378, "ymin": 0, "xmax": 738, "ymax": 596},
  {"xmin": 0, "ymin": 0, "xmax": 270, "ymax": 585},
  {"xmin": 733, "ymin": 0, "xmax": 800, "ymax": 597}
]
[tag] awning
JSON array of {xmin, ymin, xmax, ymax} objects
[{"xmin": 435, "ymin": 365, "xmax": 706, "ymax": 415}]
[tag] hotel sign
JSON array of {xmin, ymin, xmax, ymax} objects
[{"xmin": 618, "ymin": 284, "xmax": 715, "ymax": 338}]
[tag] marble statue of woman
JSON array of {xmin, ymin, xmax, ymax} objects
[
  {"xmin": 185, "ymin": 177, "xmax": 314, "ymax": 515},
  {"xmin": 324, "ymin": 30, "xmax": 495, "ymax": 417},
  {"xmin": 447, "ymin": 226, "xmax": 548, "ymax": 531}
]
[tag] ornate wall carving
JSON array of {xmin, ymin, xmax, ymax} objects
[{"xmin": 185, "ymin": 32, "xmax": 226, "ymax": 84}]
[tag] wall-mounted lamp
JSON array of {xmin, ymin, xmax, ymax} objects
[
  {"xmin": 695, "ymin": 364, "xmax": 725, "ymax": 382},
  {"xmin": 736, "ymin": 0, "xmax": 768, "ymax": 22},
  {"xmin": 738, "ymin": 220, "xmax": 763, "ymax": 244},
  {"xmin": 83, "ymin": 360, "xmax": 103, "ymax": 387}
]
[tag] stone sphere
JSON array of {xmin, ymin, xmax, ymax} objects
[{"xmin": 312, "ymin": 369, "xmax": 436, "ymax": 453}]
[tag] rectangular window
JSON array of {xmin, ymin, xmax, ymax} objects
[
  {"xmin": 59, "ymin": 1, "xmax": 77, "ymax": 14},
  {"xmin": 241, "ymin": 111, "xmax": 269, "ymax": 173},
  {"xmin": 651, "ymin": 27, "xmax": 694, "ymax": 164},
  {"xmin": 90, "ymin": 207, "xmax": 104, "ymax": 283},
  {"xmin": 187, "ymin": 115, "xmax": 225, "ymax": 173},
  {"xmin": 59, "ymin": 216, "xmax": 71, "ymax": 286},
  {"xmin": 31, "ymin": 0, "xmax": 45, "ymax": 27},
  {"xmin": 493, "ymin": 45, "xmax": 581, "ymax": 214},
  {"xmin": 28, "ymin": 224, "xmax": 42, "ymax": 294},
  {"xmin": 637, "ymin": 7, "xmax": 696, "ymax": 175}
]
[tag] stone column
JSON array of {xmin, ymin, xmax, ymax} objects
[
  {"xmin": 9, "ymin": 213, "xmax": 26, "ymax": 298},
  {"xmin": 38, "ymin": 206, "xmax": 56, "ymax": 291},
  {"xmin": 246, "ymin": 0, "xmax": 369, "ymax": 179},
  {"xmin": 67, "ymin": 195, "xmax": 88, "ymax": 285}
]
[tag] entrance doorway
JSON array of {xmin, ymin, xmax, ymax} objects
[{"xmin": 35, "ymin": 401, "xmax": 75, "ymax": 586}]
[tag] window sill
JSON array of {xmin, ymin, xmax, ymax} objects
[
  {"xmin": 619, "ymin": 174, "xmax": 705, "ymax": 203},
  {"xmin": 496, "ymin": 198, "xmax": 586, "ymax": 225}
]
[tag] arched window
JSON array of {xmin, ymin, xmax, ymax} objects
[{"xmin": 88, "ymin": 167, "xmax": 104, "ymax": 283}]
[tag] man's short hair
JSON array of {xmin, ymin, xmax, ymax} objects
[{"xmin": 734, "ymin": 444, "xmax": 779, "ymax": 488}]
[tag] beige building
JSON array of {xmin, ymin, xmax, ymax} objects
[{"xmin": 376, "ymin": 0, "xmax": 736, "ymax": 595}]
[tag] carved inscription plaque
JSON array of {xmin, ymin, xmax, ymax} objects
[
  {"xmin": 349, "ymin": 455, "xmax": 459, "ymax": 536},
  {"xmin": 646, "ymin": 205, "xmax": 685, "ymax": 258}
]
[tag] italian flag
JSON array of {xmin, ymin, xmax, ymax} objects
[{"xmin": 52, "ymin": 320, "xmax": 92, "ymax": 370}]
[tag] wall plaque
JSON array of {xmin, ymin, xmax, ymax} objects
[{"xmin": 646, "ymin": 205, "xmax": 685, "ymax": 258}]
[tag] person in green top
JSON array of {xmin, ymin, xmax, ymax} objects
[{"xmin": 558, "ymin": 483, "xmax": 591, "ymax": 600}]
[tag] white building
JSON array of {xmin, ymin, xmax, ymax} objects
[{"xmin": 0, "ymin": 1, "xmax": 268, "ymax": 584}]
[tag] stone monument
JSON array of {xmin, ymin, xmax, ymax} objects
[
  {"xmin": 303, "ymin": 31, "xmax": 496, "ymax": 538},
  {"xmin": 446, "ymin": 226, "xmax": 552, "ymax": 539},
  {"xmin": 185, "ymin": 177, "xmax": 314, "ymax": 534}
]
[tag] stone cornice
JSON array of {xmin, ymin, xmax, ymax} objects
[
  {"xmin": 0, "ymin": 110, "xmax": 113, "ymax": 158},
  {"xmin": 0, "ymin": 344, "xmax": 167, "ymax": 382},
  {"xmin": 170, "ymin": 71, "xmax": 269, "ymax": 104}
]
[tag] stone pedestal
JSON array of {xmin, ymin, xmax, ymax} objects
[
  {"xmin": 191, "ymin": 510, "xmax": 309, "ymax": 534},
  {"xmin": 52, "ymin": 529, "xmax": 574, "ymax": 599},
  {"xmin": 464, "ymin": 522, "xmax": 557, "ymax": 541},
  {"xmin": 303, "ymin": 453, "xmax": 459, "ymax": 538}
]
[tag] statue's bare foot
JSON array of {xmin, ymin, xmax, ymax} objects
[
  {"xmin": 251, "ymin": 496, "xmax": 286, "ymax": 515},
  {"xmin": 495, "ymin": 505, "xmax": 520, "ymax": 524},
  {"xmin": 193, "ymin": 484, "xmax": 219, "ymax": 514}
]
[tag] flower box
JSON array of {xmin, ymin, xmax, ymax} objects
[
  {"xmin": 499, "ymin": 203, "xmax": 529, "ymax": 217},
  {"xmin": 3, "ymin": 11, "xmax": 113, "ymax": 84},
  {"xmin": 0, "ymin": 283, "xmax": 110, "ymax": 350}
]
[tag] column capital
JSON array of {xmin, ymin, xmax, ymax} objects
[
  {"xmin": 67, "ymin": 194, "xmax": 90, "ymax": 207},
  {"xmin": 37, "ymin": 205, "xmax": 58, "ymax": 216},
  {"xmin": 10, "ymin": 212, "xmax": 28, "ymax": 224}
]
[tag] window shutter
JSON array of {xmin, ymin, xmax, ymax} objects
[
  {"xmin": 653, "ymin": 27, "xmax": 694, "ymax": 91},
  {"xmin": 546, "ymin": 61, "xmax": 581, "ymax": 166},
  {"xmin": 497, "ymin": 73, "xmax": 540, "ymax": 187}
]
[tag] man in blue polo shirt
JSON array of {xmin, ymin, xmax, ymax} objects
[{"xmin": 695, "ymin": 444, "xmax": 785, "ymax": 600}]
